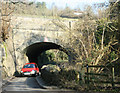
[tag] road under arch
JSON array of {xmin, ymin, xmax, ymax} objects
[{"xmin": 24, "ymin": 42, "xmax": 69, "ymax": 63}]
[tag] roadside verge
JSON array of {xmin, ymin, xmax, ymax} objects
[{"xmin": 35, "ymin": 76, "xmax": 58, "ymax": 89}]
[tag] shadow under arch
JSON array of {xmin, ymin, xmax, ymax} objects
[{"xmin": 23, "ymin": 42, "xmax": 70, "ymax": 64}]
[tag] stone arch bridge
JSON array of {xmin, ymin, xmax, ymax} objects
[{"xmin": 9, "ymin": 16, "xmax": 75, "ymax": 72}]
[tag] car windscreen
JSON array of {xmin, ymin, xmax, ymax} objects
[{"xmin": 23, "ymin": 64, "xmax": 35, "ymax": 68}]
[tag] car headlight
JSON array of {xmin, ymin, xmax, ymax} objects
[
  {"xmin": 21, "ymin": 71, "xmax": 23, "ymax": 73},
  {"xmin": 31, "ymin": 70, "xmax": 35, "ymax": 74}
]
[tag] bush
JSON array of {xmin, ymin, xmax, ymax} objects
[
  {"xmin": 41, "ymin": 64, "xmax": 61, "ymax": 85},
  {"xmin": 41, "ymin": 64, "xmax": 83, "ymax": 90}
]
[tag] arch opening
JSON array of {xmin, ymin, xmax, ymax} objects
[{"xmin": 23, "ymin": 42, "xmax": 69, "ymax": 67}]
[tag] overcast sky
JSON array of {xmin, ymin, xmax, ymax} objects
[{"xmin": 30, "ymin": 0, "xmax": 109, "ymax": 10}]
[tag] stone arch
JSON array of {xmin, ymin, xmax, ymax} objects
[
  {"xmin": 13, "ymin": 31, "xmax": 75, "ymax": 72},
  {"xmin": 23, "ymin": 42, "xmax": 71, "ymax": 64},
  {"xmin": 19, "ymin": 33, "xmax": 63, "ymax": 52}
]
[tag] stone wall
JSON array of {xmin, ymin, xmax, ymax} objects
[
  {"xmin": 1, "ymin": 31, "xmax": 26, "ymax": 78},
  {"xmin": 1, "ymin": 34, "xmax": 15, "ymax": 77}
]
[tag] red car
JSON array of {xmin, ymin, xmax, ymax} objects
[{"xmin": 20, "ymin": 63, "xmax": 40, "ymax": 76}]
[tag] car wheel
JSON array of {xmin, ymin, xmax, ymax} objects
[
  {"xmin": 36, "ymin": 73, "xmax": 39, "ymax": 76},
  {"xmin": 22, "ymin": 73, "xmax": 24, "ymax": 77}
]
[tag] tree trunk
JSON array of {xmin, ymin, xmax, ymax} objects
[
  {"xmin": 118, "ymin": 1, "xmax": 120, "ymax": 60},
  {"xmin": 101, "ymin": 27, "xmax": 105, "ymax": 50},
  {"xmin": 118, "ymin": 1, "xmax": 120, "ymax": 42}
]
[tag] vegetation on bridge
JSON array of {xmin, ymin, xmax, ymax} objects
[{"xmin": 50, "ymin": 1, "xmax": 120, "ymax": 91}]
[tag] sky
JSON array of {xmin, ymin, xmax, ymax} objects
[{"xmin": 30, "ymin": 0, "xmax": 109, "ymax": 10}]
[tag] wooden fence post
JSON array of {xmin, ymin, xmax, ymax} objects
[{"xmin": 86, "ymin": 64, "xmax": 89, "ymax": 84}]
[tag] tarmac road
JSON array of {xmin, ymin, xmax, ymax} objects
[
  {"xmin": 2, "ymin": 77, "xmax": 75, "ymax": 93},
  {"xmin": 2, "ymin": 77, "xmax": 45, "ymax": 91}
]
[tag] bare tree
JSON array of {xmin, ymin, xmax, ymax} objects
[{"xmin": 1, "ymin": 1, "xmax": 15, "ymax": 41}]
